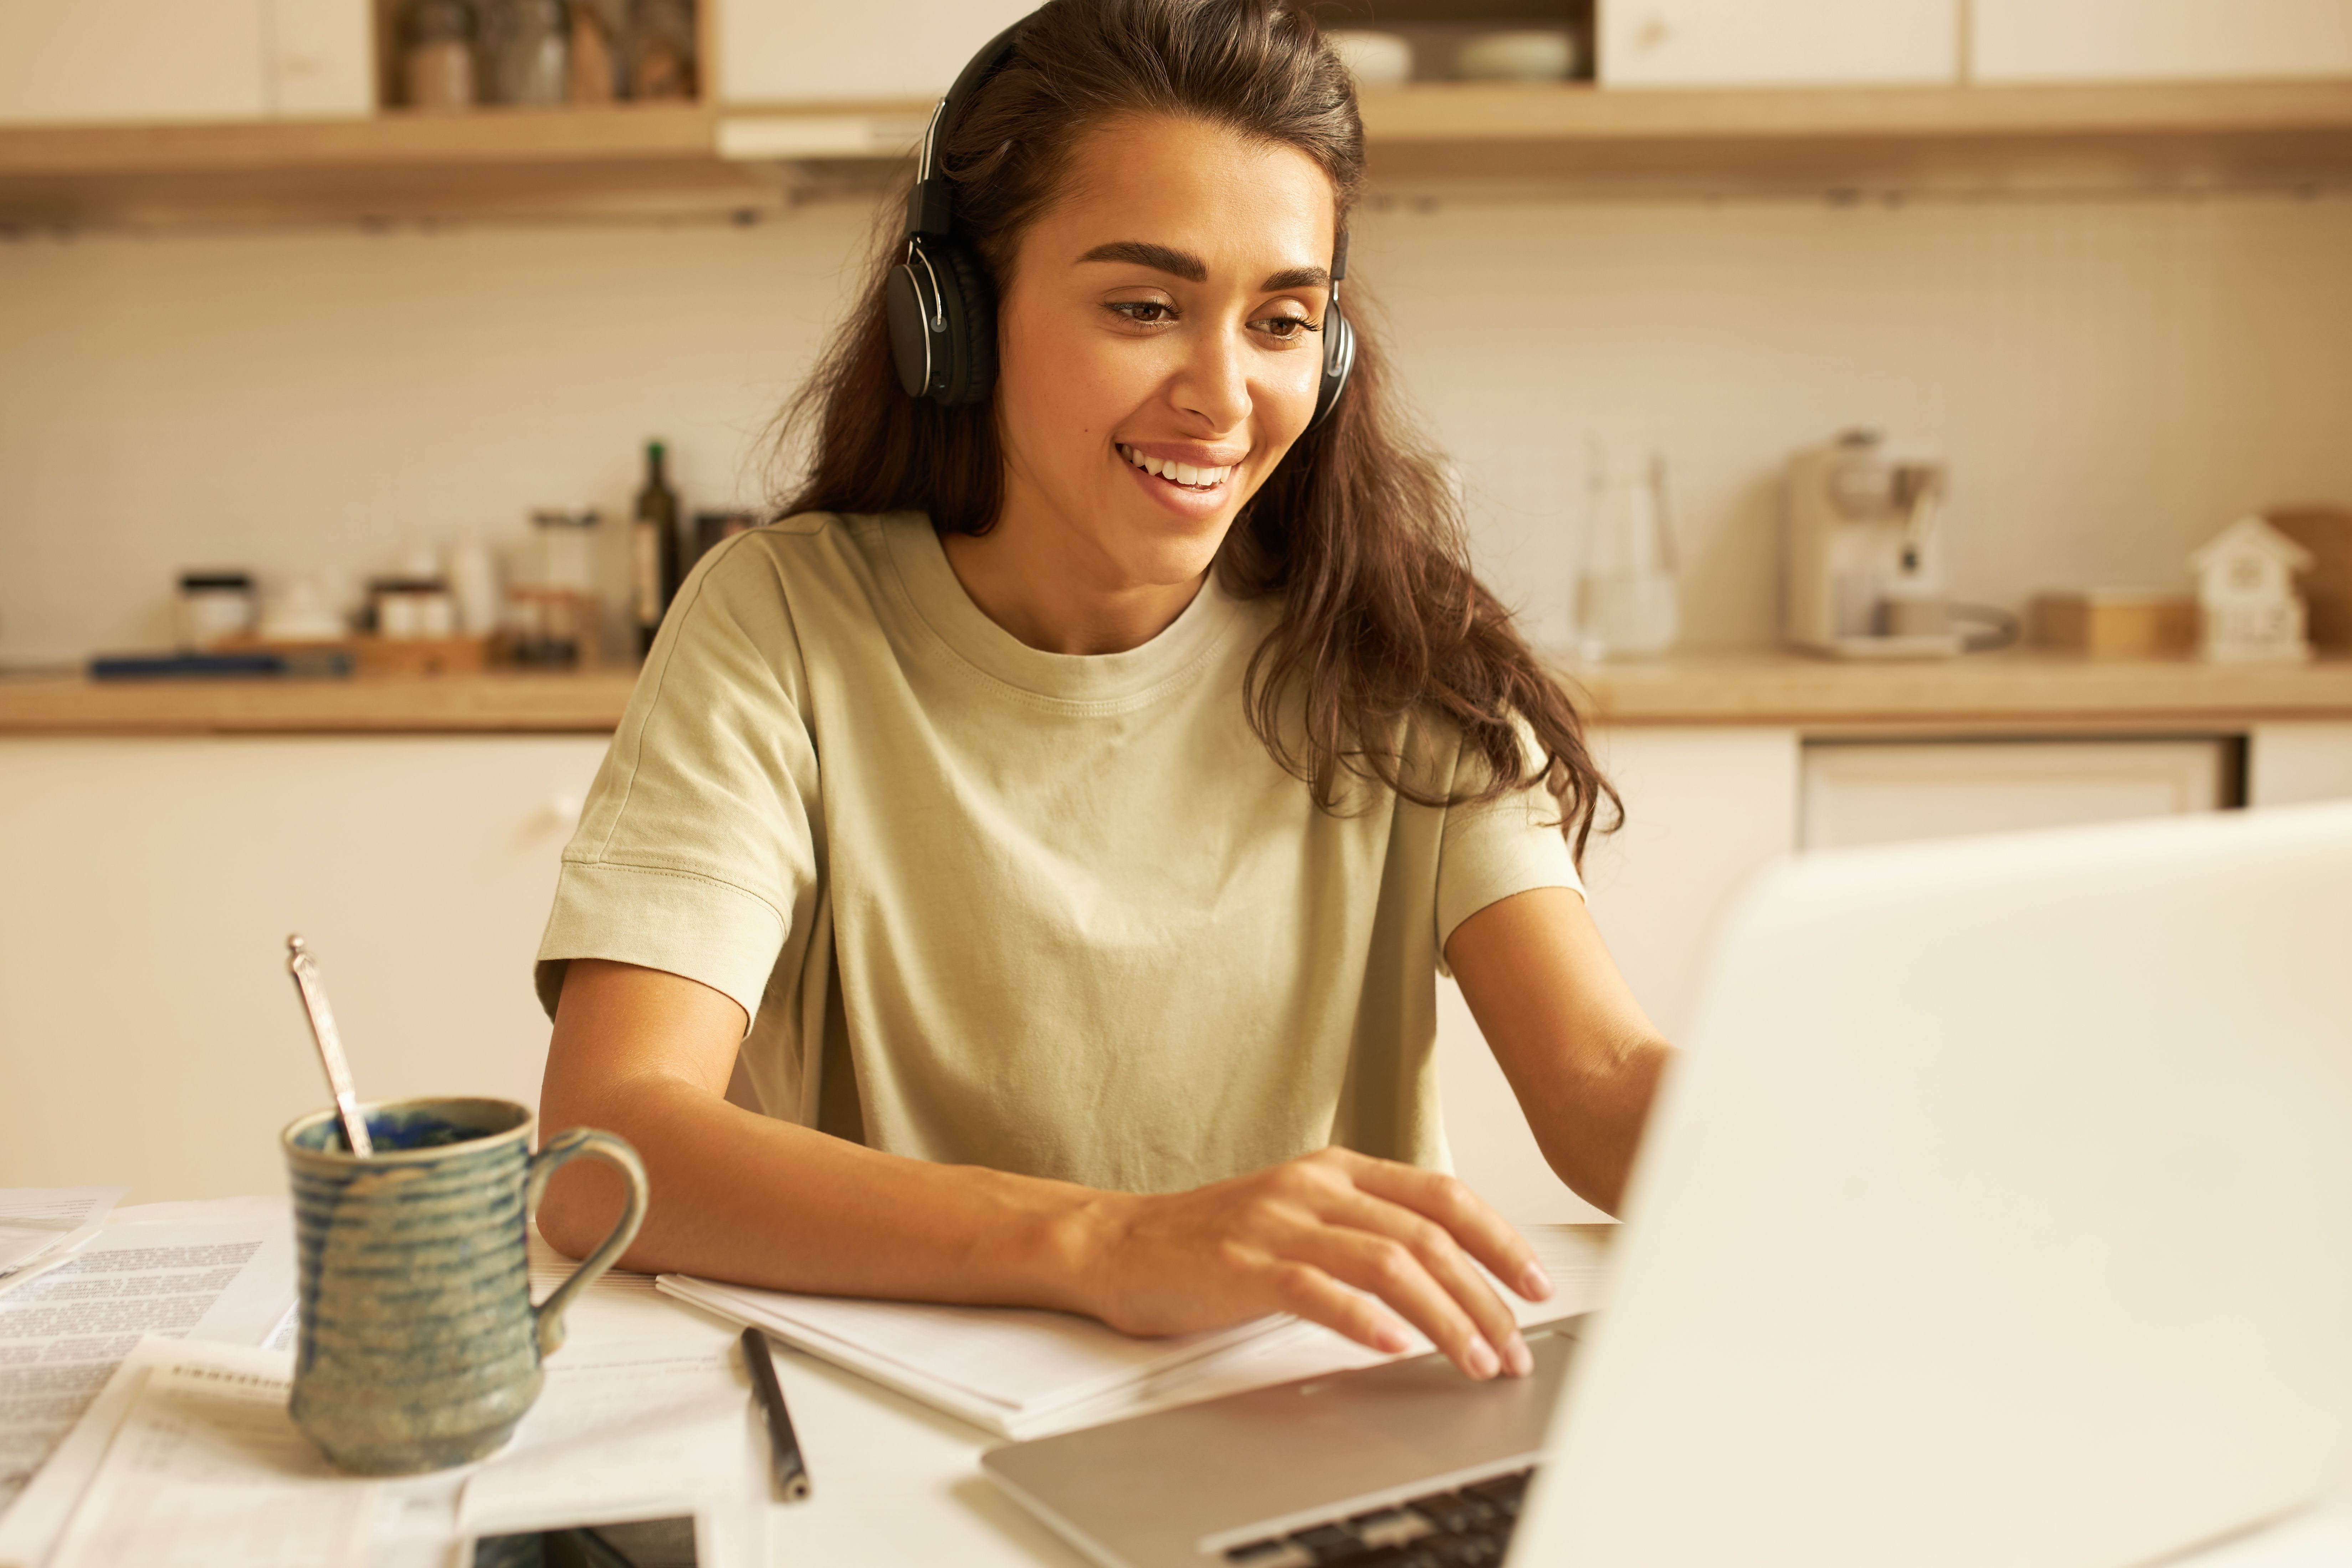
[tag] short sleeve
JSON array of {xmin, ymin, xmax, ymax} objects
[
  {"xmin": 1433, "ymin": 729, "xmax": 1585, "ymax": 966},
  {"xmin": 533, "ymin": 532, "xmax": 823, "ymax": 1027}
]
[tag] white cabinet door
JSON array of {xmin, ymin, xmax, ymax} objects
[
  {"xmin": 1599, "ymin": 0, "xmax": 1961, "ymax": 87},
  {"xmin": 1972, "ymin": 0, "xmax": 2352, "ymax": 83},
  {"xmin": 2250, "ymin": 722, "xmax": 2352, "ymax": 806},
  {"xmin": 0, "ymin": 0, "xmax": 269, "ymax": 125},
  {"xmin": 1800, "ymin": 738, "xmax": 2232, "ymax": 850},
  {"xmin": 716, "ymin": 0, "xmax": 1033, "ymax": 106},
  {"xmin": 0, "ymin": 736, "xmax": 610, "ymax": 1203},
  {"xmin": 0, "ymin": 0, "xmax": 372, "ymax": 127},
  {"xmin": 265, "ymin": 0, "xmax": 376, "ymax": 117},
  {"xmin": 1438, "ymin": 726, "xmax": 1802, "ymax": 1223}
]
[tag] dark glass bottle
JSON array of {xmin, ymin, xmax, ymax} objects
[{"xmin": 631, "ymin": 440, "xmax": 681, "ymax": 659}]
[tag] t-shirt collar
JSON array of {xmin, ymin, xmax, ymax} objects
[{"xmin": 884, "ymin": 512, "xmax": 1248, "ymax": 705}]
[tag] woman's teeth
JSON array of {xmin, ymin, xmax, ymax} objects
[{"xmin": 1118, "ymin": 444, "xmax": 1232, "ymax": 491}]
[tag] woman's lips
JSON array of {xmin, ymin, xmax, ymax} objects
[{"xmin": 1116, "ymin": 442, "xmax": 1238, "ymax": 492}]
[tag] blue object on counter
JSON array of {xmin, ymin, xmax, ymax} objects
[{"xmin": 89, "ymin": 650, "xmax": 353, "ymax": 680}]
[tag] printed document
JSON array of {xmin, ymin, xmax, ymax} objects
[
  {"xmin": 0, "ymin": 1210, "xmax": 294, "ymax": 1519},
  {"xmin": 0, "ymin": 1191, "xmax": 123, "ymax": 1286},
  {"xmin": 44, "ymin": 1347, "xmax": 376, "ymax": 1568}
]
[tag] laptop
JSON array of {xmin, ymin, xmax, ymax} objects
[{"xmin": 984, "ymin": 801, "xmax": 2352, "ymax": 1568}]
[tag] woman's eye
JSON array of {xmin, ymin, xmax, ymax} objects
[
  {"xmin": 1107, "ymin": 301, "xmax": 1176, "ymax": 325},
  {"xmin": 1256, "ymin": 314, "xmax": 1320, "ymax": 342}
]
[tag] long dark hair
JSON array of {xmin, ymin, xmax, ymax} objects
[{"xmin": 775, "ymin": 0, "xmax": 1618, "ymax": 860}]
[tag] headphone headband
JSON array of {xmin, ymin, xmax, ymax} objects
[
  {"xmin": 886, "ymin": 9, "xmax": 1352, "ymax": 425},
  {"xmin": 904, "ymin": 18, "xmax": 1028, "ymax": 241}
]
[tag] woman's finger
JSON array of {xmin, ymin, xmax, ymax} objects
[
  {"xmin": 1287, "ymin": 1223, "xmax": 1503, "ymax": 1379},
  {"xmin": 1329, "ymin": 1151, "xmax": 1552, "ymax": 1305},
  {"xmin": 1259, "ymin": 1260, "xmax": 1415, "ymax": 1357},
  {"xmin": 1322, "ymin": 1189, "xmax": 1530, "ymax": 1377}
]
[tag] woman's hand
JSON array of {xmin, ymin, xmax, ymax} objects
[{"xmin": 1074, "ymin": 1148, "xmax": 1553, "ymax": 1380}]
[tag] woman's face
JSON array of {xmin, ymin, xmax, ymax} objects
[{"xmin": 990, "ymin": 113, "xmax": 1339, "ymax": 593}]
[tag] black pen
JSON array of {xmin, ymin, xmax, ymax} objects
[{"xmin": 740, "ymin": 1325, "xmax": 812, "ymax": 1502}]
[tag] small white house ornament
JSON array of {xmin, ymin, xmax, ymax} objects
[{"xmin": 2190, "ymin": 515, "xmax": 2314, "ymax": 663}]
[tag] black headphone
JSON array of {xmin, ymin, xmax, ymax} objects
[{"xmin": 884, "ymin": 15, "xmax": 1355, "ymax": 429}]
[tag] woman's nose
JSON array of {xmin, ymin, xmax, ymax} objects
[{"xmin": 1169, "ymin": 323, "xmax": 1251, "ymax": 432}]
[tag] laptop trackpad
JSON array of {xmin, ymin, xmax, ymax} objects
[{"xmin": 982, "ymin": 1324, "xmax": 1582, "ymax": 1568}]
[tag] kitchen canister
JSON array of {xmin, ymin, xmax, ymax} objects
[{"xmin": 282, "ymin": 1097, "xmax": 647, "ymax": 1475}]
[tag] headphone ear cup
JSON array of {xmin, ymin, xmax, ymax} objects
[
  {"xmin": 885, "ymin": 259, "xmax": 934, "ymax": 400},
  {"xmin": 1311, "ymin": 301, "xmax": 1354, "ymax": 429},
  {"xmin": 933, "ymin": 241, "xmax": 998, "ymax": 406}
]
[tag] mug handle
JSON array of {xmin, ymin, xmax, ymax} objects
[{"xmin": 524, "ymin": 1126, "xmax": 650, "ymax": 1360}]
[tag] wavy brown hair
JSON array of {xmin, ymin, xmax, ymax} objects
[{"xmin": 776, "ymin": 0, "xmax": 1618, "ymax": 860}]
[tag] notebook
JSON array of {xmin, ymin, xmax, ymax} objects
[{"xmin": 656, "ymin": 1224, "xmax": 1610, "ymax": 1440}]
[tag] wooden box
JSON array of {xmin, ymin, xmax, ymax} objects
[
  {"xmin": 2029, "ymin": 591, "xmax": 2198, "ymax": 658},
  {"xmin": 2266, "ymin": 506, "xmax": 2352, "ymax": 651}
]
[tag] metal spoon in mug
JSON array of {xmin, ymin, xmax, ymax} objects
[{"xmin": 287, "ymin": 934, "xmax": 372, "ymax": 1157}]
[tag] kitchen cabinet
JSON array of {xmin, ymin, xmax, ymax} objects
[
  {"xmin": 0, "ymin": 735, "xmax": 609, "ymax": 1203},
  {"xmin": 1972, "ymin": 0, "xmax": 2352, "ymax": 85},
  {"xmin": 2249, "ymin": 722, "xmax": 2352, "ymax": 806},
  {"xmin": 1798, "ymin": 737, "xmax": 2235, "ymax": 850},
  {"xmin": 0, "ymin": 0, "xmax": 372, "ymax": 127},
  {"xmin": 1435, "ymin": 721, "xmax": 2352, "ymax": 1223},
  {"xmin": 1438, "ymin": 727, "xmax": 1802, "ymax": 1223},
  {"xmin": 1598, "ymin": 0, "xmax": 1960, "ymax": 87},
  {"xmin": 714, "ymin": 0, "xmax": 1032, "ymax": 106}
]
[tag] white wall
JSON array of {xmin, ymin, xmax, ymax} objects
[{"xmin": 3, "ymin": 188, "xmax": 2350, "ymax": 659}]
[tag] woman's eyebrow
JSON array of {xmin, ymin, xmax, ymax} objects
[
  {"xmin": 1077, "ymin": 240, "xmax": 1206, "ymax": 281},
  {"xmin": 1259, "ymin": 264, "xmax": 1330, "ymax": 291},
  {"xmin": 1075, "ymin": 242, "xmax": 1331, "ymax": 293}
]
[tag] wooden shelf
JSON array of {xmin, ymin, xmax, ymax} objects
[
  {"xmin": 4, "ymin": 78, "xmax": 2351, "ymax": 228},
  {"xmin": 1358, "ymin": 77, "xmax": 2352, "ymax": 193},
  {"xmin": 0, "ymin": 103, "xmax": 783, "ymax": 226}
]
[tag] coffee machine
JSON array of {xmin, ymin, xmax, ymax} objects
[{"xmin": 1781, "ymin": 429, "xmax": 1962, "ymax": 659}]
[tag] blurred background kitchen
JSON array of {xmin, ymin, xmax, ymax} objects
[{"xmin": 4, "ymin": 0, "xmax": 2349, "ymax": 1216}]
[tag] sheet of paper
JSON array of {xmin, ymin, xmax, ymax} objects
[
  {"xmin": 659, "ymin": 1277, "xmax": 1292, "ymax": 1424},
  {"xmin": 42, "ymin": 1344, "xmax": 375, "ymax": 1568},
  {"xmin": 460, "ymin": 1339, "xmax": 753, "ymax": 1533},
  {"xmin": 0, "ymin": 1191, "xmax": 124, "ymax": 1285},
  {"xmin": 527, "ymin": 1227, "xmax": 657, "ymax": 1297},
  {"xmin": 0, "ymin": 1213, "xmax": 295, "ymax": 1521}
]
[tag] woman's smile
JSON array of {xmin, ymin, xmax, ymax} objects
[{"xmin": 1115, "ymin": 440, "xmax": 1246, "ymax": 513}]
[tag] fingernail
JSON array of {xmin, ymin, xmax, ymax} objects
[
  {"xmin": 1519, "ymin": 1263, "xmax": 1553, "ymax": 1301},
  {"xmin": 1377, "ymin": 1322, "xmax": 1413, "ymax": 1354},
  {"xmin": 1503, "ymin": 1333, "xmax": 1533, "ymax": 1377},
  {"xmin": 1466, "ymin": 1338, "xmax": 1500, "ymax": 1379}
]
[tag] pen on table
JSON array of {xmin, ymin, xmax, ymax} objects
[{"xmin": 741, "ymin": 1325, "xmax": 812, "ymax": 1503}]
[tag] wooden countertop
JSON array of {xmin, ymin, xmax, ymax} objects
[
  {"xmin": 1559, "ymin": 649, "xmax": 2352, "ymax": 730},
  {"xmin": 0, "ymin": 671, "xmax": 641, "ymax": 735},
  {"xmin": 4, "ymin": 652, "xmax": 2350, "ymax": 737}
]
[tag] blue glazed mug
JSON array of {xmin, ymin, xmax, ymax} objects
[{"xmin": 281, "ymin": 1097, "xmax": 649, "ymax": 1475}]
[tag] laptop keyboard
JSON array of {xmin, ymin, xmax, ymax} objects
[{"xmin": 1218, "ymin": 1467, "xmax": 1533, "ymax": 1567}]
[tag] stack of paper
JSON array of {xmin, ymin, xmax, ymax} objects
[
  {"xmin": 660, "ymin": 1224, "xmax": 1613, "ymax": 1441},
  {"xmin": 0, "ymin": 1336, "xmax": 764, "ymax": 1568},
  {"xmin": 0, "ymin": 1199, "xmax": 296, "ymax": 1522},
  {"xmin": 0, "ymin": 1190, "xmax": 124, "ymax": 1290}
]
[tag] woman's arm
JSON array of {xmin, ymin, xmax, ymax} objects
[
  {"xmin": 1445, "ymin": 887, "xmax": 1675, "ymax": 1217},
  {"xmin": 537, "ymin": 959, "xmax": 1556, "ymax": 1380}
]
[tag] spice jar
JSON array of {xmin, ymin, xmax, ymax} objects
[
  {"xmin": 401, "ymin": 0, "xmax": 479, "ymax": 111},
  {"xmin": 174, "ymin": 571, "xmax": 257, "ymax": 651},
  {"xmin": 482, "ymin": 0, "xmax": 571, "ymax": 106}
]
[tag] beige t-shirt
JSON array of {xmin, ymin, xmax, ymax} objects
[{"xmin": 536, "ymin": 511, "xmax": 1580, "ymax": 1194}]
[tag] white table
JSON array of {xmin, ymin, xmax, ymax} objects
[{"xmin": 562, "ymin": 1283, "xmax": 2352, "ymax": 1568}]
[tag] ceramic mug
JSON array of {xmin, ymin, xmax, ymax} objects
[{"xmin": 281, "ymin": 1097, "xmax": 648, "ymax": 1475}]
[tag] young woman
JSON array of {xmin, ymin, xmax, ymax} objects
[{"xmin": 536, "ymin": 0, "xmax": 1671, "ymax": 1385}]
